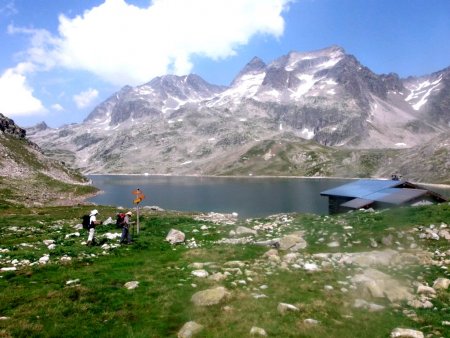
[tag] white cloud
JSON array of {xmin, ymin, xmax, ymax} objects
[
  {"xmin": 0, "ymin": 1, "xmax": 17, "ymax": 16},
  {"xmin": 41, "ymin": 0, "xmax": 290, "ymax": 85},
  {"xmin": 0, "ymin": 67, "xmax": 46, "ymax": 117},
  {"xmin": 51, "ymin": 103, "xmax": 64, "ymax": 111},
  {"xmin": 73, "ymin": 88, "xmax": 99, "ymax": 108}
]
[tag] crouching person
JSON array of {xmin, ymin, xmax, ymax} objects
[
  {"xmin": 87, "ymin": 209, "xmax": 102, "ymax": 246},
  {"xmin": 120, "ymin": 211, "xmax": 133, "ymax": 244}
]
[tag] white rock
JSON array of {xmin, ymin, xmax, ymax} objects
[
  {"xmin": 208, "ymin": 272, "xmax": 227, "ymax": 282},
  {"xmin": 304, "ymin": 263, "xmax": 319, "ymax": 271},
  {"xmin": 390, "ymin": 328, "xmax": 424, "ymax": 338},
  {"xmin": 66, "ymin": 279, "xmax": 80, "ymax": 285},
  {"xmin": 433, "ymin": 277, "xmax": 450, "ymax": 290},
  {"xmin": 103, "ymin": 217, "xmax": 113, "ymax": 225},
  {"xmin": 124, "ymin": 281, "xmax": 139, "ymax": 290},
  {"xmin": 39, "ymin": 255, "xmax": 50, "ymax": 264},
  {"xmin": 416, "ymin": 284, "xmax": 436, "ymax": 295},
  {"xmin": 104, "ymin": 232, "xmax": 121, "ymax": 240},
  {"xmin": 277, "ymin": 302, "xmax": 299, "ymax": 314},
  {"xmin": 43, "ymin": 240, "xmax": 55, "ymax": 246},
  {"xmin": 250, "ymin": 326, "xmax": 267, "ymax": 336},
  {"xmin": 177, "ymin": 321, "xmax": 204, "ymax": 338},
  {"xmin": 166, "ymin": 229, "xmax": 185, "ymax": 244},
  {"xmin": 327, "ymin": 241, "xmax": 340, "ymax": 248},
  {"xmin": 191, "ymin": 270, "xmax": 209, "ymax": 278},
  {"xmin": 304, "ymin": 318, "xmax": 320, "ymax": 325},
  {"xmin": 65, "ymin": 232, "xmax": 80, "ymax": 239},
  {"xmin": 1, "ymin": 267, "xmax": 16, "ymax": 271},
  {"xmin": 47, "ymin": 244, "xmax": 56, "ymax": 250}
]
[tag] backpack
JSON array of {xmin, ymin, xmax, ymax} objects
[
  {"xmin": 116, "ymin": 213, "xmax": 126, "ymax": 228},
  {"xmin": 81, "ymin": 214, "xmax": 91, "ymax": 230}
]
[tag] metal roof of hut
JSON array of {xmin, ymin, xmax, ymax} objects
[{"xmin": 320, "ymin": 179, "xmax": 447, "ymax": 213}]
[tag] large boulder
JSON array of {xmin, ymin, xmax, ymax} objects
[
  {"xmin": 166, "ymin": 229, "xmax": 185, "ymax": 244},
  {"xmin": 351, "ymin": 268, "xmax": 413, "ymax": 302},
  {"xmin": 191, "ymin": 287, "xmax": 230, "ymax": 306},
  {"xmin": 278, "ymin": 231, "xmax": 307, "ymax": 251}
]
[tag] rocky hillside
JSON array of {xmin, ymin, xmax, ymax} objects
[
  {"xmin": 0, "ymin": 113, "xmax": 96, "ymax": 206},
  {"xmin": 27, "ymin": 46, "xmax": 450, "ymax": 183}
]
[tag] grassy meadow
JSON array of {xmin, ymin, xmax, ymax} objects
[{"xmin": 0, "ymin": 203, "xmax": 449, "ymax": 337}]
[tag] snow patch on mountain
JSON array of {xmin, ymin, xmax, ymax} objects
[{"xmin": 405, "ymin": 75, "xmax": 442, "ymax": 110}]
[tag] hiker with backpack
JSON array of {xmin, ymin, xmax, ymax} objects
[
  {"xmin": 119, "ymin": 211, "xmax": 133, "ymax": 244},
  {"xmin": 86, "ymin": 209, "xmax": 102, "ymax": 246}
]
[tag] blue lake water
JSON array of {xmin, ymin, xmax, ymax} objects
[
  {"xmin": 87, "ymin": 175, "xmax": 354, "ymax": 218},
  {"xmin": 88, "ymin": 175, "xmax": 450, "ymax": 218}
]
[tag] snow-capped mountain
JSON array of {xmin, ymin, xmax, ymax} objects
[{"xmin": 27, "ymin": 46, "xmax": 450, "ymax": 178}]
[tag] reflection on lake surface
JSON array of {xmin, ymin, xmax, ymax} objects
[{"xmin": 88, "ymin": 175, "xmax": 353, "ymax": 218}]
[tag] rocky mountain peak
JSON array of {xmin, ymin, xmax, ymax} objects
[
  {"xmin": 230, "ymin": 57, "xmax": 267, "ymax": 87},
  {"xmin": 27, "ymin": 45, "xmax": 450, "ymax": 178}
]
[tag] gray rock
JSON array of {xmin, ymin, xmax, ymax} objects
[
  {"xmin": 353, "ymin": 299, "xmax": 385, "ymax": 312},
  {"xmin": 278, "ymin": 232, "xmax": 307, "ymax": 251},
  {"xmin": 235, "ymin": 226, "xmax": 257, "ymax": 236},
  {"xmin": 382, "ymin": 234, "xmax": 394, "ymax": 246},
  {"xmin": 351, "ymin": 268, "xmax": 413, "ymax": 302},
  {"xmin": 407, "ymin": 299, "xmax": 433, "ymax": 309},
  {"xmin": 166, "ymin": 229, "xmax": 185, "ymax": 244},
  {"xmin": 177, "ymin": 321, "xmax": 204, "ymax": 338},
  {"xmin": 191, "ymin": 287, "xmax": 230, "ymax": 306},
  {"xmin": 433, "ymin": 277, "xmax": 450, "ymax": 290},
  {"xmin": 416, "ymin": 284, "xmax": 436, "ymax": 296},
  {"xmin": 208, "ymin": 272, "xmax": 227, "ymax": 282}
]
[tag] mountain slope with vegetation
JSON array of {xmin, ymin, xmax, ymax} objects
[
  {"xmin": 0, "ymin": 113, "xmax": 97, "ymax": 207},
  {"xmin": 204, "ymin": 132, "xmax": 450, "ymax": 185}
]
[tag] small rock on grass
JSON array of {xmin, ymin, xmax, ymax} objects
[
  {"xmin": 250, "ymin": 326, "xmax": 267, "ymax": 336},
  {"xmin": 124, "ymin": 281, "xmax": 139, "ymax": 290},
  {"xmin": 177, "ymin": 321, "xmax": 204, "ymax": 338},
  {"xmin": 390, "ymin": 328, "xmax": 424, "ymax": 338}
]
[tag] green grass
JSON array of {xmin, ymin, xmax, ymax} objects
[{"xmin": 1, "ymin": 204, "xmax": 449, "ymax": 337}]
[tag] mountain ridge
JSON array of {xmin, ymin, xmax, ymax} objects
[{"xmin": 26, "ymin": 46, "xmax": 450, "ymax": 183}]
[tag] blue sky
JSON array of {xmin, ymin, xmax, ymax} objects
[{"xmin": 0, "ymin": 0, "xmax": 449, "ymax": 128}]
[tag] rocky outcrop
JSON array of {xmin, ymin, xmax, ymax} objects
[{"xmin": 0, "ymin": 113, "xmax": 26, "ymax": 139}]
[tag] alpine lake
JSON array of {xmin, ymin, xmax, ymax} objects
[{"xmin": 87, "ymin": 175, "xmax": 450, "ymax": 218}]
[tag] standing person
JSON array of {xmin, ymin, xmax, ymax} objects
[
  {"xmin": 120, "ymin": 211, "xmax": 133, "ymax": 244},
  {"xmin": 87, "ymin": 209, "xmax": 102, "ymax": 246}
]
